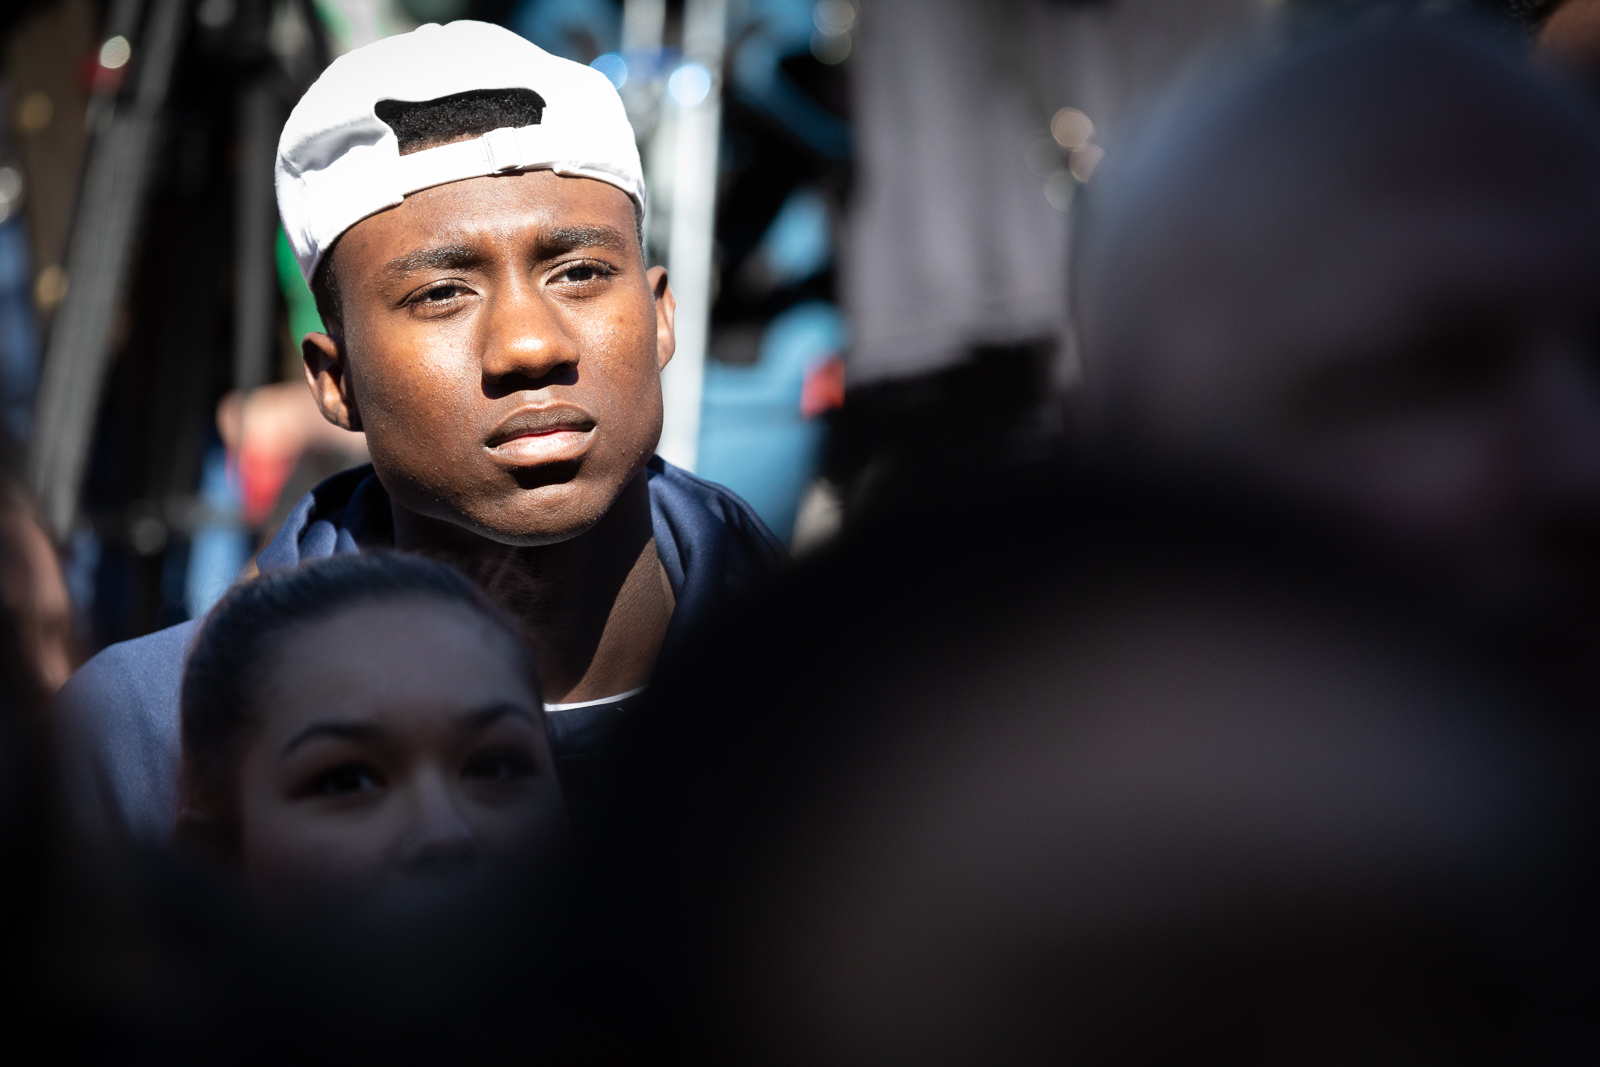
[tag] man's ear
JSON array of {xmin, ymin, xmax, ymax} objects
[
  {"xmin": 302, "ymin": 332, "xmax": 363, "ymax": 432},
  {"xmin": 649, "ymin": 265, "xmax": 676, "ymax": 372}
]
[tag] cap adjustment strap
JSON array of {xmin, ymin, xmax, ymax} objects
[{"xmin": 483, "ymin": 126, "xmax": 524, "ymax": 172}]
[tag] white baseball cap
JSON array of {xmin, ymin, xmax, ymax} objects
[{"xmin": 275, "ymin": 20, "xmax": 645, "ymax": 284}]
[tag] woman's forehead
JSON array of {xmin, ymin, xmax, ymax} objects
[{"xmin": 263, "ymin": 601, "xmax": 535, "ymax": 722}]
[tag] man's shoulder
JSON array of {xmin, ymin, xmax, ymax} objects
[
  {"xmin": 55, "ymin": 620, "xmax": 199, "ymax": 842},
  {"xmin": 645, "ymin": 456, "xmax": 785, "ymax": 564},
  {"xmin": 61, "ymin": 619, "xmax": 199, "ymax": 711}
]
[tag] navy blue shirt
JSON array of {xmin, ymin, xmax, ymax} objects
[{"xmin": 55, "ymin": 458, "xmax": 783, "ymax": 843}]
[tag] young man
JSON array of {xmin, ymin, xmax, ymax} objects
[{"xmin": 57, "ymin": 21, "xmax": 783, "ymax": 842}]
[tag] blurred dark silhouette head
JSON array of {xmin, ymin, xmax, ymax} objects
[
  {"xmin": 0, "ymin": 474, "xmax": 73, "ymax": 697},
  {"xmin": 1078, "ymin": 19, "xmax": 1600, "ymax": 631},
  {"xmin": 0, "ymin": 488, "xmax": 50, "ymax": 918},
  {"xmin": 604, "ymin": 471, "xmax": 1591, "ymax": 1064},
  {"xmin": 177, "ymin": 552, "xmax": 563, "ymax": 905}
]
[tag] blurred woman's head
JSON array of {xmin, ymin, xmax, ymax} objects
[
  {"xmin": 0, "ymin": 475, "xmax": 72, "ymax": 696},
  {"xmin": 177, "ymin": 553, "xmax": 565, "ymax": 904}
]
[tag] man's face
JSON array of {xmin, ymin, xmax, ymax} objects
[
  {"xmin": 310, "ymin": 170, "xmax": 673, "ymax": 545},
  {"xmin": 1099, "ymin": 177, "xmax": 1600, "ymax": 607}
]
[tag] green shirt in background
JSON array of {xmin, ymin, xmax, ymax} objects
[{"xmin": 275, "ymin": 225, "xmax": 325, "ymax": 344}]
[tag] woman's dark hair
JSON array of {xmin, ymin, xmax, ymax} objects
[{"xmin": 178, "ymin": 552, "xmax": 539, "ymax": 851}]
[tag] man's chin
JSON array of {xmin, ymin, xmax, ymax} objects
[
  {"xmin": 386, "ymin": 465, "xmax": 631, "ymax": 548},
  {"xmin": 455, "ymin": 499, "xmax": 608, "ymax": 548}
]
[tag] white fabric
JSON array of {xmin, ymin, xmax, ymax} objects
[
  {"xmin": 842, "ymin": 0, "xmax": 1261, "ymax": 387},
  {"xmin": 544, "ymin": 685, "xmax": 647, "ymax": 712},
  {"xmin": 275, "ymin": 20, "xmax": 645, "ymax": 283}
]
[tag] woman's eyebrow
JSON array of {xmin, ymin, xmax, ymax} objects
[
  {"xmin": 282, "ymin": 720, "xmax": 384, "ymax": 755},
  {"xmin": 459, "ymin": 701, "xmax": 539, "ymax": 732},
  {"xmin": 382, "ymin": 243, "xmax": 487, "ymax": 277}
]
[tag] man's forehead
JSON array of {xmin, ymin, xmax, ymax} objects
[{"xmin": 342, "ymin": 170, "xmax": 638, "ymax": 264}]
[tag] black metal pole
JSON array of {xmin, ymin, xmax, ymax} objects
[
  {"xmin": 27, "ymin": 0, "xmax": 191, "ymax": 540},
  {"xmin": 233, "ymin": 75, "xmax": 282, "ymax": 396}
]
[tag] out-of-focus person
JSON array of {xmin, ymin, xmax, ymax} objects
[
  {"xmin": 1539, "ymin": 0, "xmax": 1600, "ymax": 72},
  {"xmin": 598, "ymin": 468, "xmax": 1589, "ymax": 1063},
  {"xmin": 1076, "ymin": 16, "xmax": 1600, "ymax": 682},
  {"xmin": 175, "ymin": 554, "xmax": 566, "ymax": 906},
  {"xmin": 30, "ymin": 557, "xmax": 581, "ymax": 1059},
  {"xmin": 0, "ymin": 474, "xmax": 73, "ymax": 696},
  {"xmin": 215, "ymin": 379, "xmax": 369, "ymax": 536},
  {"xmin": 826, "ymin": 0, "xmax": 1264, "ymax": 518},
  {"xmin": 0, "ymin": 477, "xmax": 58, "ymax": 1045}
]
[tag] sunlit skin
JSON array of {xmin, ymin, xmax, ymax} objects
[
  {"xmin": 233, "ymin": 599, "xmax": 566, "ymax": 902},
  {"xmin": 1542, "ymin": 0, "xmax": 1600, "ymax": 71},
  {"xmin": 302, "ymin": 169, "xmax": 677, "ymax": 701}
]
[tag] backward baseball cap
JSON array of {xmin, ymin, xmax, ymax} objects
[{"xmin": 275, "ymin": 20, "xmax": 645, "ymax": 284}]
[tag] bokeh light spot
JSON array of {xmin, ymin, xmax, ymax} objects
[
  {"xmin": 668, "ymin": 63, "xmax": 713, "ymax": 108},
  {"xmin": 1051, "ymin": 107, "xmax": 1094, "ymax": 149},
  {"xmin": 99, "ymin": 35, "xmax": 131, "ymax": 70},
  {"xmin": 591, "ymin": 52, "xmax": 629, "ymax": 89}
]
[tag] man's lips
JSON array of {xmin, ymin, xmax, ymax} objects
[{"xmin": 484, "ymin": 405, "xmax": 596, "ymax": 466}]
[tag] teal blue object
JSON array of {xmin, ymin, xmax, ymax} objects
[
  {"xmin": 758, "ymin": 187, "xmax": 831, "ymax": 287},
  {"xmin": 697, "ymin": 302, "xmax": 846, "ymax": 543},
  {"xmin": 728, "ymin": 0, "xmax": 851, "ymax": 158},
  {"xmin": 186, "ymin": 445, "xmax": 252, "ymax": 619},
  {"xmin": 591, "ymin": 52, "xmax": 628, "ymax": 88},
  {"xmin": 510, "ymin": 0, "xmax": 620, "ymax": 62}
]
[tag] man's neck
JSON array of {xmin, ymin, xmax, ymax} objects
[{"xmin": 389, "ymin": 471, "xmax": 675, "ymax": 704}]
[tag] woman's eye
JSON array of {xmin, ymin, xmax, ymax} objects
[
  {"xmin": 463, "ymin": 748, "xmax": 536, "ymax": 783},
  {"xmin": 312, "ymin": 763, "xmax": 383, "ymax": 796}
]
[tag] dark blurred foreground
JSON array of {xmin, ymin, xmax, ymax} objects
[
  {"xmin": 1, "ymin": 465, "xmax": 1594, "ymax": 1063},
  {"xmin": 604, "ymin": 465, "xmax": 1598, "ymax": 1063},
  {"xmin": 4, "ymin": 5, "xmax": 1600, "ymax": 1064}
]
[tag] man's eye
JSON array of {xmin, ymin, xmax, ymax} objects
[
  {"xmin": 462, "ymin": 747, "xmax": 536, "ymax": 783},
  {"xmin": 412, "ymin": 284, "xmax": 465, "ymax": 305},
  {"xmin": 558, "ymin": 264, "xmax": 606, "ymax": 284},
  {"xmin": 311, "ymin": 763, "xmax": 384, "ymax": 796}
]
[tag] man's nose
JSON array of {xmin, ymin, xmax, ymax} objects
[
  {"xmin": 397, "ymin": 769, "xmax": 479, "ymax": 877},
  {"xmin": 479, "ymin": 280, "xmax": 580, "ymax": 387}
]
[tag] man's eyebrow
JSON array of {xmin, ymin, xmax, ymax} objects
[
  {"xmin": 282, "ymin": 720, "xmax": 384, "ymax": 755},
  {"xmin": 459, "ymin": 701, "xmax": 540, "ymax": 732},
  {"xmin": 536, "ymin": 225, "xmax": 631, "ymax": 257},
  {"xmin": 382, "ymin": 244, "xmax": 488, "ymax": 277}
]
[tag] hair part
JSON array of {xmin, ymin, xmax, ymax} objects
[{"xmin": 177, "ymin": 552, "xmax": 540, "ymax": 856}]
